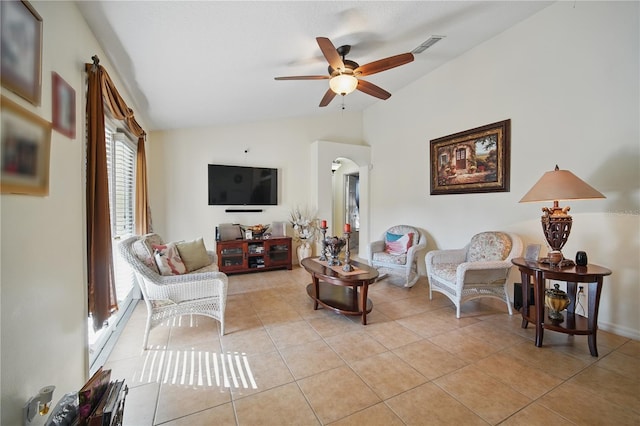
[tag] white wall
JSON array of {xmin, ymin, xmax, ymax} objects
[
  {"xmin": 0, "ymin": 2, "xmax": 148, "ymax": 424},
  {"xmin": 147, "ymin": 112, "xmax": 364, "ymax": 249},
  {"xmin": 2, "ymin": 2, "xmax": 635, "ymax": 424},
  {"xmin": 363, "ymin": 1, "xmax": 639, "ymax": 338}
]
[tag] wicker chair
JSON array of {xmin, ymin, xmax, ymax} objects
[
  {"xmin": 368, "ymin": 225, "xmax": 427, "ymax": 288},
  {"xmin": 425, "ymin": 231, "xmax": 522, "ymax": 318},
  {"xmin": 118, "ymin": 234, "xmax": 228, "ymax": 349}
]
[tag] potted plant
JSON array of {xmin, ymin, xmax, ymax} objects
[{"xmin": 290, "ymin": 205, "xmax": 318, "ymax": 265}]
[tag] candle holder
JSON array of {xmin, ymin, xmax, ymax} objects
[
  {"xmin": 342, "ymin": 231, "xmax": 354, "ymax": 272},
  {"xmin": 319, "ymin": 223, "xmax": 328, "ymax": 261},
  {"xmin": 324, "ymin": 236, "xmax": 345, "ymax": 266}
]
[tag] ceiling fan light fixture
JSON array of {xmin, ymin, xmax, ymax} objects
[{"xmin": 329, "ymin": 74, "xmax": 358, "ymax": 95}]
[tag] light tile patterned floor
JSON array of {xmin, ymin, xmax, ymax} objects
[{"xmin": 104, "ymin": 265, "xmax": 640, "ymax": 425}]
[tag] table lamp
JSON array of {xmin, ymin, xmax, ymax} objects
[{"xmin": 519, "ymin": 165, "xmax": 605, "ymax": 267}]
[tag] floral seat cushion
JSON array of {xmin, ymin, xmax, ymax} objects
[
  {"xmin": 466, "ymin": 232, "xmax": 512, "ymax": 262},
  {"xmin": 430, "ymin": 262, "xmax": 458, "ymax": 283},
  {"xmin": 372, "ymin": 251, "xmax": 407, "ymax": 265}
]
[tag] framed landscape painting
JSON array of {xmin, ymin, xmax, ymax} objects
[
  {"xmin": 0, "ymin": 1, "xmax": 43, "ymax": 105},
  {"xmin": 430, "ymin": 119, "xmax": 511, "ymax": 195},
  {"xmin": 1, "ymin": 96, "xmax": 51, "ymax": 196}
]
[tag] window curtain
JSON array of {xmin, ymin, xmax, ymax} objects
[
  {"xmin": 85, "ymin": 56, "xmax": 151, "ymax": 330},
  {"xmin": 135, "ymin": 137, "xmax": 152, "ymax": 235}
]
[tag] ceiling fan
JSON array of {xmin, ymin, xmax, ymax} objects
[{"xmin": 275, "ymin": 37, "xmax": 414, "ymax": 107}]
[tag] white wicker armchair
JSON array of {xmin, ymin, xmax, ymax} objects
[
  {"xmin": 368, "ymin": 225, "xmax": 427, "ymax": 288},
  {"xmin": 426, "ymin": 231, "xmax": 522, "ymax": 318},
  {"xmin": 118, "ymin": 234, "xmax": 228, "ymax": 349}
]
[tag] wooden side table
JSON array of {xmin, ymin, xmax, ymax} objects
[{"xmin": 511, "ymin": 257, "xmax": 612, "ymax": 357}]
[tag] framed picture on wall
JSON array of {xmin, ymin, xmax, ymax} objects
[
  {"xmin": 52, "ymin": 72, "xmax": 76, "ymax": 139},
  {"xmin": 1, "ymin": 96, "xmax": 52, "ymax": 196},
  {"xmin": 430, "ymin": 119, "xmax": 511, "ymax": 195},
  {"xmin": 0, "ymin": 1, "xmax": 43, "ymax": 105}
]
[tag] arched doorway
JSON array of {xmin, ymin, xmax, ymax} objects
[
  {"xmin": 331, "ymin": 157, "xmax": 360, "ymax": 251},
  {"xmin": 310, "ymin": 140, "xmax": 370, "ymax": 260}
]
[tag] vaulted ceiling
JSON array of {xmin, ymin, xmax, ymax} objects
[{"xmin": 76, "ymin": 1, "xmax": 552, "ymax": 131}]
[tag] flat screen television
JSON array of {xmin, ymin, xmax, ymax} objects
[{"xmin": 208, "ymin": 164, "xmax": 278, "ymax": 206}]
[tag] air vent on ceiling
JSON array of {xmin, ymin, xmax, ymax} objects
[{"xmin": 412, "ymin": 36, "xmax": 445, "ymax": 54}]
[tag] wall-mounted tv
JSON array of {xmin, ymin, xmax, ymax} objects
[{"xmin": 208, "ymin": 164, "xmax": 278, "ymax": 206}]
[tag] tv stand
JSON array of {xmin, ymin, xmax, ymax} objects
[{"xmin": 216, "ymin": 237, "xmax": 292, "ymax": 274}]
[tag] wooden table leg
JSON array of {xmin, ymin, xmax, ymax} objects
[
  {"xmin": 520, "ymin": 270, "xmax": 531, "ymax": 329},
  {"xmin": 312, "ymin": 275, "xmax": 319, "ymax": 310},
  {"xmin": 361, "ymin": 282, "xmax": 369, "ymax": 325},
  {"xmin": 534, "ymin": 270, "xmax": 545, "ymax": 347},
  {"xmin": 587, "ymin": 279, "xmax": 603, "ymax": 357}
]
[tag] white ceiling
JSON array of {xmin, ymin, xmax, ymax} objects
[{"xmin": 76, "ymin": 1, "xmax": 552, "ymax": 131}]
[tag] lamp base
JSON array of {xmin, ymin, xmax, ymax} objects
[{"xmin": 539, "ymin": 257, "xmax": 575, "ymax": 268}]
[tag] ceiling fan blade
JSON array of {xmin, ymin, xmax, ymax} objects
[
  {"xmin": 357, "ymin": 79, "xmax": 391, "ymax": 100},
  {"xmin": 274, "ymin": 75, "xmax": 330, "ymax": 80},
  {"xmin": 355, "ymin": 53, "xmax": 414, "ymax": 76},
  {"xmin": 316, "ymin": 37, "xmax": 344, "ymax": 71},
  {"xmin": 319, "ymin": 88, "xmax": 337, "ymax": 107}
]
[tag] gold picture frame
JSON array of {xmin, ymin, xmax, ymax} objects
[
  {"xmin": 0, "ymin": 1, "xmax": 43, "ymax": 105},
  {"xmin": 1, "ymin": 96, "xmax": 52, "ymax": 196},
  {"xmin": 430, "ymin": 119, "xmax": 511, "ymax": 195}
]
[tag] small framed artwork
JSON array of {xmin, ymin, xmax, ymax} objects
[
  {"xmin": 1, "ymin": 95, "xmax": 52, "ymax": 196},
  {"xmin": 0, "ymin": 1, "xmax": 43, "ymax": 105},
  {"xmin": 525, "ymin": 244, "xmax": 541, "ymax": 262},
  {"xmin": 52, "ymin": 72, "xmax": 76, "ymax": 139},
  {"xmin": 245, "ymin": 230, "xmax": 253, "ymax": 240},
  {"xmin": 430, "ymin": 119, "xmax": 510, "ymax": 195}
]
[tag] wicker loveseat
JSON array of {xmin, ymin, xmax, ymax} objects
[{"xmin": 118, "ymin": 233, "xmax": 228, "ymax": 349}]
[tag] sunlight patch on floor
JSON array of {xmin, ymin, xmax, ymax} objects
[{"xmin": 135, "ymin": 347, "xmax": 258, "ymax": 390}]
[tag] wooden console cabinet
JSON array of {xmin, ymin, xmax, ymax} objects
[{"xmin": 216, "ymin": 237, "xmax": 292, "ymax": 274}]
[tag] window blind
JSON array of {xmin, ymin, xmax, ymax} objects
[{"xmin": 106, "ymin": 129, "xmax": 136, "ymax": 238}]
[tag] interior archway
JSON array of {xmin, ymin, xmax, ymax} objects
[
  {"xmin": 331, "ymin": 157, "xmax": 360, "ymax": 252},
  {"xmin": 310, "ymin": 140, "xmax": 370, "ymax": 260}
]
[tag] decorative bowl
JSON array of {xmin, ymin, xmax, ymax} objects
[{"xmin": 241, "ymin": 224, "xmax": 270, "ymax": 238}]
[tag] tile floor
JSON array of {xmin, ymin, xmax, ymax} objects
[{"xmin": 104, "ymin": 265, "xmax": 640, "ymax": 425}]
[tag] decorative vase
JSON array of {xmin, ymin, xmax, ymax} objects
[
  {"xmin": 545, "ymin": 283, "xmax": 570, "ymax": 321},
  {"xmin": 324, "ymin": 236, "xmax": 346, "ymax": 266},
  {"xmin": 576, "ymin": 251, "xmax": 588, "ymax": 266},
  {"xmin": 547, "ymin": 250, "xmax": 563, "ymax": 266},
  {"xmin": 296, "ymin": 242, "xmax": 312, "ymax": 266}
]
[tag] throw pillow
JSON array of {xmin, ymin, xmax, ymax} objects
[
  {"xmin": 176, "ymin": 238, "xmax": 210, "ymax": 272},
  {"xmin": 385, "ymin": 232, "xmax": 414, "ymax": 255},
  {"xmin": 152, "ymin": 242, "xmax": 187, "ymax": 276},
  {"xmin": 132, "ymin": 233, "xmax": 164, "ymax": 274}
]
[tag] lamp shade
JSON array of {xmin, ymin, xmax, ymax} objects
[
  {"xmin": 519, "ymin": 165, "xmax": 605, "ymax": 203},
  {"xmin": 329, "ymin": 74, "xmax": 358, "ymax": 95}
]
